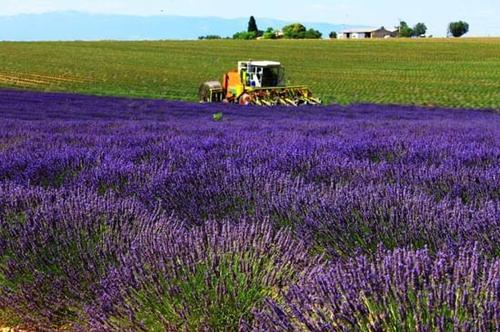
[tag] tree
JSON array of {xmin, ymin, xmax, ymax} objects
[
  {"xmin": 248, "ymin": 16, "xmax": 258, "ymax": 33},
  {"xmin": 282, "ymin": 23, "xmax": 307, "ymax": 39},
  {"xmin": 281, "ymin": 24, "xmax": 321, "ymax": 39},
  {"xmin": 304, "ymin": 28, "xmax": 322, "ymax": 39},
  {"xmin": 448, "ymin": 21, "xmax": 469, "ymax": 37},
  {"xmin": 412, "ymin": 23, "xmax": 427, "ymax": 37},
  {"xmin": 329, "ymin": 31, "xmax": 338, "ymax": 39},
  {"xmin": 397, "ymin": 21, "xmax": 414, "ymax": 37}
]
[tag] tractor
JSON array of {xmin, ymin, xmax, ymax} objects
[{"xmin": 199, "ymin": 61, "xmax": 321, "ymax": 106}]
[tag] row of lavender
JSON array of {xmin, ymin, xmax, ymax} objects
[{"xmin": 0, "ymin": 89, "xmax": 499, "ymax": 330}]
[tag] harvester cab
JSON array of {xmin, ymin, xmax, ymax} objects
[
  {"xmin": 238, "ymin": 61, "xmax": 285, "ymax": 88},
  {"xmin": 199, "ymin": 60, "xmax": 321, "ymax": 106}
]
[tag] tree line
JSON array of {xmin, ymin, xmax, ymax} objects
[
  {"xmin": 396, "ymin": 21, "xmax": 428, "ymax": 38},
  {"xmin": 199, "ymin": 17, "xmax": 470, "ymax": 40},
  {"xmin": 394, "ymin": 20, "xmax": 468, "ymax": 38},
  {"xmin": 234, "ymin": 16, "xmax": 322, "ymax": 40},
  {"xmin": 199, "ymin": 16, "xmax": 322, "ymax": 40}
]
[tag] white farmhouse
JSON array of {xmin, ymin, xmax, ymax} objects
[{"xmin": 339, "ymin": 27, "xmax": 398, "ymax": 39}]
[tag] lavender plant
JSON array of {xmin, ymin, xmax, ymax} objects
[
  {"xmin": 87, "ymin": 222, "xmax": 319, "ymax": 331},
  {"xmin": 253, "ymin": 246, "xmax": 499, "ymax": 331},
  {"xmin": 0, "ymin": 183, "xmax": 166, "ymax": 328}
]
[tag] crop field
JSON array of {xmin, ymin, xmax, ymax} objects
[
  {"xmin": 0, "ymin": 38, "xmax": 499, "ymax": 109},
  {"xmin": 0, "ymin": 89, "xmax": 498, "ymax": 330}
]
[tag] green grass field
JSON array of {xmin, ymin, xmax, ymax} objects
[{"xmin": 1, "ymin": 38, "xmax": 499, "ymax": 108}]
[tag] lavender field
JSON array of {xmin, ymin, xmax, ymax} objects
[{"xmin": 0, "ymin": 89, "xmax": 499, "ymax": 331}]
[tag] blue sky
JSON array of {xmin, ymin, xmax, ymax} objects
[{"xmin": 1, "ymin": 0, "xmax": 498, "ymax": 36}]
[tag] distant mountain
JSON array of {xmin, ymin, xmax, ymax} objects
[{"xmin": 0, "ymin": 12, "xmax": 361, "ymax": 41}]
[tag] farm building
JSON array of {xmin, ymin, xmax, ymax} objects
[{"xmin": 339, "ymin": 27, "xmax": 398, "ymax": 39}]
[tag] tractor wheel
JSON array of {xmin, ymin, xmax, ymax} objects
[
  {"xmin": 239, "ymin": 93, "xmax": 252, "ymax": 106},
  {"xmin": 198, "ymin": 81, "xmax": 222, "ymax": 103}
]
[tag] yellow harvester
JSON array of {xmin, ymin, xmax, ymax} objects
[{"xmin": 199, "ymin": 61, "xmax": 321, "ymax": 106}]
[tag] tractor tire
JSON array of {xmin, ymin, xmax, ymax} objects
[{"xmin": 198, "ymin": 81, "xmax": 223, "ymax": 103}]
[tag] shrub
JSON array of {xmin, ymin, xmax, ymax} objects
[
  {"xmin": 233, "ymin": 31, "xmax": 258, "ymax": 40},
  {"xmin": 198, "ymin": 35, "xmax": 222, "ymax": 40}
]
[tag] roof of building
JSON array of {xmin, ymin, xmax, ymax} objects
[
  {"xmin": 247, "ymin": 61, "xmax": 281, "ymax": 67},
  {"xmin": 342, "ymin": 27, "xmax": 396, "ymax": 33}
]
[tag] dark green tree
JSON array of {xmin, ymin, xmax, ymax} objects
[
  {"xmin": 329, "ymin": 31, "xmax": 338, "ymax": 39},
  {"xmin": 248, "ymin": 16, "xmax": 258, "ymax": 33},
  {"xmin": 412, "ymin": 23, "xmax": 427, "ymax": 37},
  {"xmin": 448, "ymin": 21, "xmax": 469, "ymax": 37}
]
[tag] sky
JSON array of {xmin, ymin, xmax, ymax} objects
[{"xmin": 1, "ymin": 0, "xmax": 499, "ymax": 36}]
